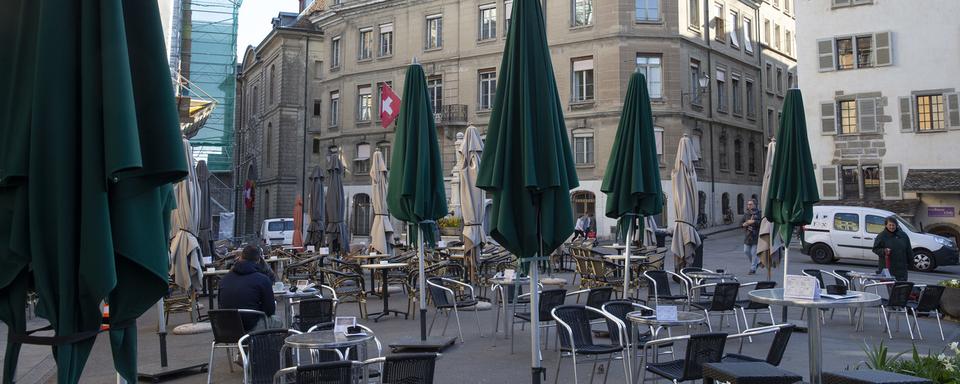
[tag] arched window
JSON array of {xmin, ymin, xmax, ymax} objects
[
  {"xmin": 264, "ymin": 189, "xmax": 270, "ymax": 218},
  {"xmin": 269, "ymin": 65, "xmax": 276, "ymax": 104},
  {"xmin": 718, "ymin": 131, "xmax": 729, "ymax": 170},
  {"xmin": 722, "ymin": 193, "xmax": 731, "ymax": 223},
  {"xmin": 266, "ymin": 123, "xmax": 273, "ymax": 164},
  {"xmin": 697, "ymin": 191, "xmax": 707, "ymax": 225},
  {"xmin": 734, "ymin": 139, "xmax": 743, "ymax": 172},
  {"xmin": 748, "ymin": 140, "xmax": 757, "ymax": 174},
  {"xmin": 737, "ymin": 193, "xmax": 745, "ymax": 215},
  {"xmin": 351, "ymin": 193, "xmax": 372, "ymax": 236},
  {"xmin": 571, "ymin": 191, "xmax": 596, "ymax": 230}
]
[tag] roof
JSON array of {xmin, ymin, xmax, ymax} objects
[
  {"xmin": 903, "ymin": 169, "xmax": 960, "ymax": 193},
  {"xmin": 816, "ymin": 200, "xmax": 922, "ymax": 217}
]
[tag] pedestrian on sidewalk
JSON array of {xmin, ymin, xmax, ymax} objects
[
  {"xmin": 872, "ymin": 216, "xmax": 911, "ymax": 281},
  {"xmin": 741, "ymin": 199, "xmax": 762, "ymax": 274}
]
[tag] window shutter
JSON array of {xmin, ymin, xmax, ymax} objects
[
  {"xmin": 820, "ymin": 102, "xmax": 837, "ymax": 135},
  {"xmin": 945, "ymin": 92, "xmax": 960, "ymax": 130},
  {"xmin": 874, "ymin": 32, "xmax": 892, "ymax": 67},
  {"xmin": 821, "ymin": 166, "xmax": 840, "ymax": 200},
  {"xmin": 817, "ymin": 39, "xmax": 835, "ymax": 72},
  {"xmin": 898, "ymin": 96, "xmax": 914, "ymax": 132},
  {"xmin": 857, "ymin": 98, "xmax": 877, "ymax": 133},
  {"xmin": 881, "ymin": 164, "xmax": 902, "ymax": 200}
]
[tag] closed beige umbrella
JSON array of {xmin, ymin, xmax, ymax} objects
[
  {"xmin": 369, "ymin": 150, "xmax": 394, "ymax": 254},
  {"xmin": 459, "ymin": 126, "xmax": 485, "ymax": 283},
  {"xmin": 169, "ymin": 139, "xmax": 202, "ymax": 291},
  {"xmin": 757, "ymin": 138, "xmax": 782, "ymax": 280},
  {"xmin": 670, "ymin": 135, "xmax": 701, "ymax": 271},
  {"xmin": 642, "ymin": 216, "xmax": 659, "ymax": 247}
]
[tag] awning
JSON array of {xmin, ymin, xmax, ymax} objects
[{"xmin": 903, "ymin": 168, "xmax": 960, "ymax": 193}]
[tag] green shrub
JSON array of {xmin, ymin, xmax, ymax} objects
[{"xmin": 861, "ymin": 341, "xmax": 960, "ymax": 384}]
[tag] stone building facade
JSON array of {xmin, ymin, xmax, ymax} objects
[{"xmin": 235, "ymin": 0, "xmax": 795, "ymax": 239}]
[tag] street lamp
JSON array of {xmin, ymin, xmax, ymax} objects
[{"xmin": 681, "ymin": 72, "xmax": 710, "ymax": 106}]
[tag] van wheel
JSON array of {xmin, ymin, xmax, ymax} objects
[
  {"xmin": 912, "ymin": 250, "xmax": 936, "ymax": 272},
  {"xmin": 809, "ymin": 244, "xmax": 834, "ymax": 264}
]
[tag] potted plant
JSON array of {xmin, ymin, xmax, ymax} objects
[
  {"xmin": 940, "ymin": 278, "xmax": 960, "ymax": 319},
  {"xmin": 437, "ymin": 216, "xmax": 463, "ymax": 237}
]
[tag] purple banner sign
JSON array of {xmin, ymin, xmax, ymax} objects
[{"xmin": 928, "ymin": 206, "xmax": 956, "ymax": 218}]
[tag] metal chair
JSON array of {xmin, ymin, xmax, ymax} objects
[
  {"xmin": 239, "ymin": 328, "xmax": 299, "ymax": 384},
  {"xmin": 273, "ymin": 361, "xmax": 358, "ymax": 384},
  {"xmin": 363, "ymin": 353, "xmax": 439, "ymax": 384},
  {"xmin": 722, "ymin": 324, "xmax": 795, "ymax": 366},
  {"xmin": 294, "ymin": 297, "xmax": 336, "ymax": 332},
  {"xmin": 640, "ymin": 332, "xmax": 728, "ymax": 384},
  {"xmin": 512, "ymin": 288, "xmax": 567, "ymax": 354},
  {"xmin": 567, "ymin": 287, "xmax": 615, "ymax": 324},
  {"xmin": 880, "ymin": 281, "xmax": 916, "ymax": 339},
  {"xmin": 602, "ymin": 300, "xmax": 654, "ymax": 366},
  {"xmin": 552, "ymin": 305, "xmax": 631, "ymax": 384},
  {"xmin": 735, "ymin": 281, "xmax": 777, "ymax": 329},
  {"xmin": 426, "ymin": 276, "xmax": 483, "ymax": 342},
  {"xmin": 907, "ymin": 285, "xmax": 945, "ymax": 340},
  {"xmin": 320, "ymin": 267, "xmax": 368, "ymax": 318},
  {"xmin": 643, "ymin": 270, "xmax": 689, "ymax": 307},
  {"xmin": 690, "ymin": 282, "xmax": 741, "ymax": 333},
  {"xmin": 207, "ymin": 309, "xmax": 267, "ymax": 384}
]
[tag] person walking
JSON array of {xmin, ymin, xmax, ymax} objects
[
  {"xmin": 741, "ymin": 199, "xmax": 761, "ymax": 274},
  {"xmin": 872, "ymin": 216, "xmax": 911, "ymax": 281},
  {"xmin": 573, "ymin": 213, "xmax": 588, "ymax": 240}
]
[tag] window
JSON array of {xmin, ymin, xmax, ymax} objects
[
  {"xmin": 425, "ymin": 15, "xmax": 443, "ymax": 49},
  {"xmin": 427, "ymin": 76, "xmax": 443, "ymax": 114},
  {"xmin": 743, "ymin": 17, "xmax": 753, "ymax": 53},
  {"xmin": 688, "ymin": 0, "xmax": 700, "ymax": 28},
  {"xmin": 763, "ymin": 19, "xmax": 770, "ymax": 44},
  {"xmin": 376, "ymin": 81, "xmax": 392, "ymax": 119},
  {"xmin": 357, "ymin": 85, "xmax": 372, "ymax": 121},
  {"xmin": 916, "ymin": 94, "xmax": 946, "ymax": 131},
  {"xmin": 573, "ymin": 134, "xmax": 594, "ymax": 164},
  {"xmin": 773, "ymin": 0, "xmax": 780, "ymax": 8},
  {"xmin": 767, "ymin": 109, "xmax": 775, "ymax": 137},
  {"xmin": 252, "ymin": 86, "xmax": 259, "ymax": 114},
  {"xmin": 863, "ymin": 164, "xmax": 880, "ymax": 200},
  {"xmin": 765, "ymin": 63, "xmax": 772, "ymax": 91},
  {"xmin": 734, "ymin": 138, "xmax": 742, "ymax": 172},
  {"xmin": 354, "ymin": 143, "xmax": 371, "ymax": 174},
  {"xmin": 719, "ymin": 132, "xmax": 729, "ymax": 170},
  {"xmin": 716, "ymin": 69, "xmax": 727, "ymax": 112},
  {"xmin": 636, "ymin": 55, "xmax": 662, "ymax": 99},
  {"xmin": 312, "ymin": 138, "xmax": 321, "ymax": 154},
  {"xmin": 692, "ymin": 133, "xmax": 703, "ymax": 168},
  {"xmin": 822, "ymin": 33, "xmax": 892, "ymax": 71},
  {"xmin": 504, "ymin": 1, "xmax": 513, "ymax": 34},
  {"xmin": 571, "ymin": 191, "xmax": 596, "ymax": 222},
  {"xmin": 479, "ymin": 4, "xmax": 497, "ymax": 40},
  {"xmin": 329, "ymin": 91, "xmax": 340, "ymax": 128},
  {"xmin": 837, "ymin": 35, "xmax": 877, "ymax": 70},
  {"xmin": 331, "ymin": 37, "xmax": 341, "ymax": 68},
  {"xmin": 842, "ymin": 165, "xmax": 860, "ymax": 199},
  {"xmin": 636, "ymin": 0, "xmax": 660, "ymax": 22},
  {"xmin": 478, "ymin": 69, "xmax": 497, "ymax": 111},
  {"xmin": 748, "ymin": 140, "xmax": 756, "ymax": 173},
  {"xmin": 690, "ymin": 59, "xmax": 702, "ymax": 105},
  {"xmin": 266, "ymin": 123, "xmax": 273, "ymax": 163},
  {"xmin": 731, "ymin": 74, "xmax": 742, "ymax": 115},
  {"xmin": 839, "ymin": 100, "xmax": 857, "ymax": 134},
  {"xmin": 358, "ymin": 27, "xmax": 373, "ymax": 60},
  {"xmin": 746, "ymin": 79, "xmax": 756, "ymax": 117},
  {"xmin": 712, "ymin": 3, "xmax": 724, "ymax": 41},
  {"xmin": 737, "ymin": 193, "xmax": 745, "ymax": 214},
  {"xmin": 776, "ymin": 68, "xmax": 783, "ymax": 94},
  {"xmin": 313, "ymin": 99, "xmax": 321, "ymax": 116},
  {"xmin": 654, "ymin": 127, "xmax": 664, "ymax": 163},
  {"xmin": 787, "ymin": 72, "xmax": 794, "ymax": 89},
  {"xmin": 836, "ymin": 37, "xmax": 854, "ymax": 70},
  {"xmin": 785, "ymin": 30, "xmax": 793, "ymax": 55},
  {"xmin": 572, "ymin": 58, "xmax": 595, "ymax": 102},
  {"xmin": 727, "ymin": 10, "xmax": 739, "ymax": 48},
  {"xmin": 379, "ymin": 24, "xmax": 393, "ymax": 56},
  {"xmin": 351, "ymin": 193, "xmax": 372, "ymax": 236},
  {"xmin": 834, "ymin": 213, "xmax": 859, "ymax": 232},
  {"xmin": 376, "ymin": 141, "xmax": 391, "ymax": 168},
  {"xmin": 269, "ymin": 65, "xmax": 276, "ymax": 104},
  {"xmin": 573, "ymin": 0, "xmax": 593, "ymax": 27},
  {"xmin": 785, "ymin": 0, "xmax": 791, "ymax": 13},
  {"xmin": 865, "ymin": 215, "xmax": 885, "ymax": 234},
  {"xmin": 774, "ymin": 24, "xmax": 781, "ymax": 50}
]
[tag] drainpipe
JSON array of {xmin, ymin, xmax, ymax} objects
[
  {"xmin": 302, "ymin": 35, "xmax": 310, "ymax": 205},
  {"xmin": 704, "ymin": 0, "xmax": 716, "ymax": 227}
]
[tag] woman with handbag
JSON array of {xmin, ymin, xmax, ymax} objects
[{"xmin": 872, "ymin": 216, "xmax": 912, "ymax": 281}]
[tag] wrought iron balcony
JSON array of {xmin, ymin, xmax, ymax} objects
[{"xmin": 435, "ymin": 104, "xmax": 468, "ymax": 126}]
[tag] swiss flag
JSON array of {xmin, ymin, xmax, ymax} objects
[{"xmin": 380, "ymin": 83, "xmax": 401, "ymax": 129}]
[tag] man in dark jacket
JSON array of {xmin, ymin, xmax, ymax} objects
[
  {"xmin": 872, "ymin": 216, "xmax": 911, "ymax": 281},
  {"xmin": 741, "ymin": 199, "xmax": 762, "ymax": 274},
  {"xmin": 218, "ymin": 245, "xmax": 277, "ymax": 331}
]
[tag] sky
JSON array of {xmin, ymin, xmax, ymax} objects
[{"xmin": 236, "ymin": 0, "xmax": 300, "ymax": 59}]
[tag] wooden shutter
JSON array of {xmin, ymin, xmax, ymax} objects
[
  {"xmin": 820, "ymin": 102, "xmax": 837, "ymax": 135},
  {"xmin": 898, "ymin": 96, "xmax": 914, "ymax": 132},
  {"xmin": 821, "ymin": 166, "xmax": 840, "ymax": 200},
  {"xmin": 857, "ymin": 98, "xmax": 877, "ymax": 133},
  {"xmin": 945, "ymin": 92, "xmax": 960, "ymax": 130},
  {"xmin": 881, "ymin": 164, "xmax": 902, "ymax": 200},
  {"xmin": 817, "ymin": 39, "xmax": 835, "ymax": 72},
  {"xmin": 874, "ymin": 32, "xmax": 892, "ymax": 67}
]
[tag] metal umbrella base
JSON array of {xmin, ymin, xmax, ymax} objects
[
  {"xmin": 388, "ymin": 336, "xmax": 456, "ymax": 352},
  {"xmin": 136, "ymin": 361, "xmax": 208, "ymax": 383}
]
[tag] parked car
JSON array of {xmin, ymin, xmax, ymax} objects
[
  {"xmin": 800, "ymin": 206, "xmax": 959, "ymax": 272},
  {"xmin": 260, "ymin": 218, "xmax": 295, "ymax": 246}
]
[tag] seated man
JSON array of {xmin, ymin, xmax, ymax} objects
[{"xmin": 218, "ymin": 245, "xmax": 277, "ymax": 331}]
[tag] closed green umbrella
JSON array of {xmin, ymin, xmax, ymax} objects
[
  {"xmin": 475, "ymin": 1, "xmax": 579, "ymax": 382},
  {"xmin": 386, "ymin": 64, "xmax": 448, "ymax": 344},
  {"xmin": 602, "ymin": 72, "xmax": 663, "ymax": 300},
  {"xmin": 0, "ymin": 0, "xmax": 188, "ymax": 382},
  {"xmin": 764, "ymin": 89, "xmax": 820, "ymax": 282}
]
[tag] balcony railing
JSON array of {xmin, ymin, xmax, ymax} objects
[{"xmin": 435, "ymin": 104, "xmax": 468, "ymax": 125}]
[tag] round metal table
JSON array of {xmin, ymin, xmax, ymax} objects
[
  {"xmin": 283, "ymin": 331, "xmax": 375, "ymax": 364},
  {"xmin": 684, "ymin": 271, "xmax": 736, "ymax": 281},
  {"xmin": 626, "ymin": 310, "xmax": 706, "ymax": 338},
  {"xmin": 489, "ymin": 276, "xmax": 530, "ymax": 348},
  {"xmin": 845, "ymin": 271, "xmax": 895, "ymax": 290},
  {"xmin": 749, "ymin": 288, "xmax": 881, "ymax": 384},
  {"xmin": 275, "ymin": 289, "xmax": 322, "ymax": 328}
]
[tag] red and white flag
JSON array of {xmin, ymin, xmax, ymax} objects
[{"xmin": 380, "ymin": 83, "xmax": 401, "ymax": 129}]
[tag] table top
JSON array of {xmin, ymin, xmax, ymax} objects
[
  {"xmin": 352, "ymin": 254, "xmax": 389, "ymax": 260},
  {"xmin": 274, "ymin": 289, "xmax": 322, "ymax": 299},
  {"xmin": 601, "ymin": 245, "xmax": 628, "ymax": 250},
  {"xmin": 203, "ymin": 269, "xmax": 230, "ymax": 276},
  {"xmin": 748, "ymin": 288, "xmax": 882, "ymax": 309},
  {"xmin": 285, "ymin": 331, "xmax": 373, "ymax": 349},
  {"xmin": 604, "ymin": 255, "xmax": 649, "ymax": 261},
  {"xmin": 359, "ymin": 262, "xmax": 408, "ymax": 270},
  {"xmin": 265, "ymin": 257, "xmax": 291, "ymax": 263},
  {"xmin": 846, "ymin": 271, "xmax": 895, "ymax": 281},
  {"xmin": 489, "ymin": 277, "xmax": 531, "ymax": 285},
  {"xmin": 685, "ymin": 271, "xmax": 736, "ymax": 280},
  {"xmin": 627, "ymin": 310, "xmax": 706, "ymax": 326}
]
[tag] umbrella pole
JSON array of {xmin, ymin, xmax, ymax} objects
[
  {"xmin": 623, "ymin": 217, "xmax": 633, "ymax": 300},
  {"xmin": 156, "ymin": 299, "xmax": 168, "ymax": 367},
  {"xmin": 531, "ymin": 197, "xmax": 545, "ymax": 384},
  {"xmin": 418, "ymin": 226, "xmax": 428, "ymax": 341},
  {"xmin": 781, "ymin": 244, "xmax": 790, "ymax": 323}
]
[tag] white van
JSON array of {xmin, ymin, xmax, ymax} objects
[
  {"xmin": 800, "ymin": 206, "xmax": 958, "ymax": 272},
  {"xmin": 261, "ymin": 218, "xmax": 295, "ymax": 246}
]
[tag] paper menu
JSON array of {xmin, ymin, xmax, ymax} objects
[
  {"xmin": 655, "ymin": 305, "xmax": 678, "ymax": 321},
  {"xmin": 334, "ymin": 317, "xmax": 356, "ymax": 334},
  {"xmin": 783, "ymin": 274, "xmax": 820, "ymax": 300}
]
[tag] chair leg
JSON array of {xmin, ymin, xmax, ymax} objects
[
  {"xmin": 453, "ymin": 306, "xmax": 464, "ymax": 343},
  {"xmin": 572, "ymin": 354, "xmax": 580, "ymax": 384},
  {"xmin": 442, "ymin": 310, "xmax": 452, "ymax": 336},
  {"xmin": 935, "ymin": 310, "xmax": 945, "ymax": 341},
  {"xmin": 767, "ymin": 307, "xmax": 776, "ymax": 326},
  {"xmin": 226, "ymin": 347, "xmax": 234, "ymax": 373},
  {"xmin": 704, "ymin": 310, "xmax": 713, "ymax": 331},
  {"xmin": 428, "ymin": 309, "xmax": 439, "ymax": 335},
  {"xmin": 474, "ymin": 305, "xmax": 485, "ymax": 337},
  {"xmin": 882, "ymin": 308, "xmax": 893, "ymax": 339},
  {"xmin": 911, "ymin": 309, "xmax": 923, "ymax": 340},
  {"xmin": 207, "ymin": 343, "xmax": 216, "ymax": 384},
  {"xmin": 589, "ymin": 358, "xmax": 598, "ymax": 384},
  {"xmin": 555, "ymin": 354, "xmax": 564, "ymax": 384},
  {"xmin": 904, "ymin": 310, "xmax": 915, "ymax": 340}
]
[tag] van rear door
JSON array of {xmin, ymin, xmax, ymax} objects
[{"xmin": 830, "ymin": 211, "xmax": 864, "ymax": 259}]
